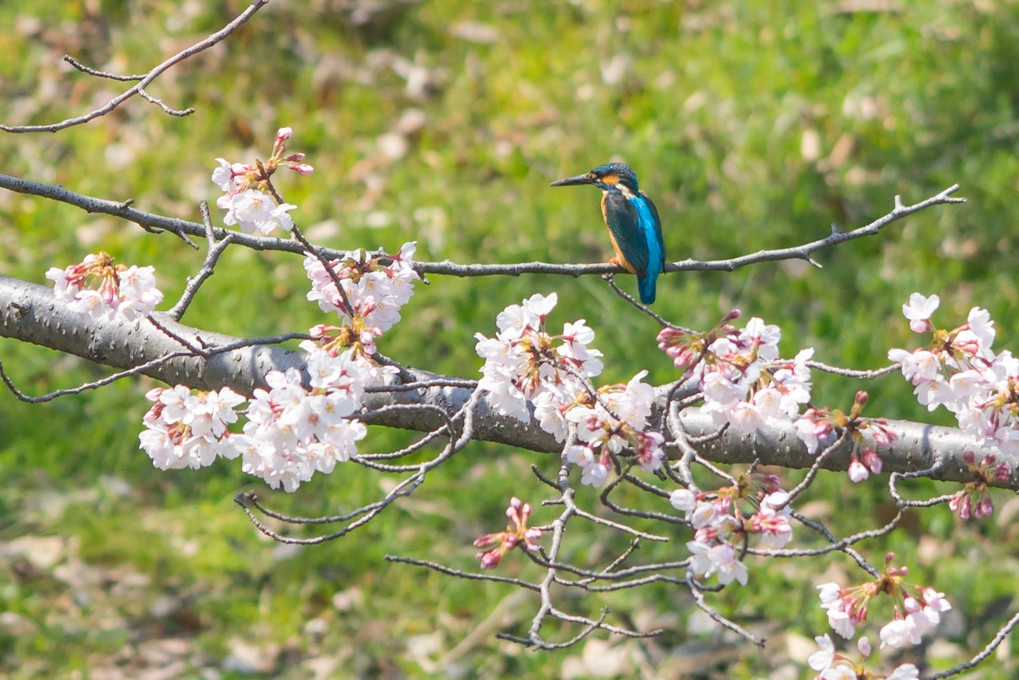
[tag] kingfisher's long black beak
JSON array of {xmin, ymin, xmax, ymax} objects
[{"xmin": 550, "ymin": 172, "xmax": 595, "ymax": 187}]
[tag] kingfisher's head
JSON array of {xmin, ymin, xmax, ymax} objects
[{"xmin": 550, "ymin": 161, "xmax": 639, "ymax": 195}]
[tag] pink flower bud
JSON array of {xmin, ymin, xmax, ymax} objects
[
  {"xmin": 862, "ymin": 447, "xmax": 883, "ymax": 474},
  {"xmin": 286, "ymin": 162, "xmax": 315, "ymax": 175},
  {"xmin": 478, "ymin": 550, "xmax": 501, "ymax": 569},
  {"xmin": 473, "ymin": 534, "xmax": 497, "ymax": 549},
  {"xmin": 723, "ymin": 309, "xmax": 742, "ymax": 322},
  {"xmin": 956, "ymin": 495, "xmax": 971, "ymax": 520}
]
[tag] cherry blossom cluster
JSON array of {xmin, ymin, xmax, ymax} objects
[
  {"xmin": 563, "ymin": 371, "xmax": 664, "ymax": 486},
  {"xmin": 669, "ymin": 474, "xmax": 792, "ymax": 586},
  {"xmin": 140, "ymin": 384, "xmax": 246, "ymax": 470},
  {"xmin": 232, "ymin": 346, "xmax": 370, "ymax": 492},
  {"xmin": 46, "ymin": 252, "xmax": 164, "ymax": 321},
  {"xmin": 658, "ymin": 313, "xmax": 900, "ymax": 482},
  {"xmin": 817, "ymin": 555, "xmax": 951, "ymax": 651},
  {"xmin": 657, "ymin": 312, "xmax": 813, "ymax": 433},
  {"xmin": 212, "ymin": 127, "xmax": 313, "ymax": 235},
  {"xmin": 808, "ymin": 634, "xmax": 918, "ymax": 680},
  {"xmin": 140, "ymin": 342, "xmax": 382, "ymax": 491},
  {"xmin": 794, "ymin": 391, "xmax": 898, "ymax": 483},
  {"xmin": 304, "ymin": 242, "xmax": 419, "ymax": 356},
  {"xmin": 889, "ymin": 292, "xmax": 1019, "ymax": 456},
  {"xmin": 473, "ymin": 497, "xmax": 542, "ymax": 569},
  {"xmin": 475, "ymin": 293, "xmax": 664, "ymax": 486}
]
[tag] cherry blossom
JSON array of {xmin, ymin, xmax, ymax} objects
[
  {"xmin": 901, "ymin": 292, "xmax": 939, "ymax": 333},
  {"xmin": 212, "ymin": 127, "xmax": 313, "ymax": 235},
  {"xmin": 476, "ymin": 294, "xmax": 664, "ymax": 486},
  {"xmin": 847, "ymin": 456, "xmax": 869, "ymax": 483},
  {"xmin": 807, "ymin": 634, "xmax": 837, "ymax": 672},
  {"xmin": 817, "ymin": 582, "xmax": 861, "ymax": 639},
  {"xmin": 749, "ymin": 503, "xmax": 792, "ymax": 548},
  {"xmin": 889, "ymin": 293, "xmax": 1019, "ymax": 473},
  {"xmin": 139, "ymin": 386, "xmax": 245, "ymax": 471},
  {"xmin": 687, "ymin": 540, "xmax": 748, "ymax": 586},
  {"xmin": 658, "ymin": 313, "xmax": 813, "ymax": 433},
  {"xmin": 304, "ymin": 242, "xmax": 420, "ymax": 343},
  {"xmin": 47, "ymin": 252, "xmax": 164, "ymax": 321},
  {"xmin": 566, "ymin": 370, "xmax": 665, "ymax": 478},
  {"xmin": 793, "ymin": 392, "xmax": 897, "ymax": 482},
  {"xmin": 219, "ymin": 189, "xmax": 294, "ymax": 234},
  {"xmin": 806, "ymin": 632, "xmax": 919, "ymax": 680},
  {"xmin": 233, "ymin": 357, "xmax": 370, "ymax": 491},
  {"xmin": 138, "ymin": 342, "xmax": 378, "ymax": 492},
  {"xmin": 887, "ymin": 665, "xmax": 919, "ymax": 680},
  {"xmin": 671, "ymin": 477, "xmax": 791, "ymax": 587},
  {"xmin": 817, "ymin": 556, "xmax": 950, "ymax": 651},
  {"xmin": 878, "ymin": 616, "xmax": 920, "ymax": 649},
  {"xmin": 564, "ymin": 444, "xmax": 611, "ymax": 487}
]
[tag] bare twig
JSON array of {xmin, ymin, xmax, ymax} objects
[
  {"xmin": 924, "ymin": 611, "xmax": 1019, "ymax": 679},
  {"xmin": 412, "ymin": 185, "xmax": 965, "ymax": 277},
  {"xmin": 1, "ymin": 1, "xmax": 271, "ymax": 133},
  {"xmin": 807, "ymin": 360, "xmax": 901, "ymax": 379},
  {"xmin": 602, "ymin": 273, "xmax": 676, "ymax": 327},
  {"xmin": 384, "ymin": 555, "xmax": 541, "ymax": 590},
  {"xmin": 688, "ymin": 574, "xmax": 766, "ymax": 647},
  {"xmin": 783, "ymin": 429, "xmax": 852, "ymax": 504},
  {"xmin": 63, "ymin": 55, "xmax": 146, "ymax": 81},
  {"xmin": 169, "ymin": 202, "xmax": 236, "ymax": 320},
  {"xmin": 0, "ymin": 174, "xmax": 964, "ymax": 282}
]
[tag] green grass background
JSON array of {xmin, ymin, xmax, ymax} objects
[{"xmin": 1, "ymin": 1, "xmax": 1018, "ymax": 677}]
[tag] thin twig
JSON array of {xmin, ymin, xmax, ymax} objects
[
  {"xmin": 688, "ymin": 574, "xmax": 766, "ymax": 647},
  {"xmin": 169, "ymin": 201, "xmax": 236, "ymax": 320},
  {"xmin": 782, "ymin": 429, "xmax": 852, "ymax": 504},
  {"xmin": 384, "ymin": 555, "xmax": 541, "ymax": 590},
  {"xmin": 602, "ymin": 273, "xmax": 677, "ymax": 328},
  {"xmin": 923, "ymin": 611, "xmax": 1019, "ymax": 679},
  {"xmin": 1, "ymin": 1, "xmax": 271, "ymax": 132},
  {"xmin": 0, "ymin": 174, "xmax": 965, "ymax": 281},
  {"xmin": 807, "ymin": 360, "xmax": 900, "ymax": 379}
]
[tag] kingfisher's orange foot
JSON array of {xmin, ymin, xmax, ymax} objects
[{"xmin": 608, "ymin": 256, "xmax": 621, "ymax": 266}]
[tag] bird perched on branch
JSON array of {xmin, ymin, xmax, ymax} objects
[{"xmin": 550, "ymin": 162, "xmax": 665, "ymax": 304}]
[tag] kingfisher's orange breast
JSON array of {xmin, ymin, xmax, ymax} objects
[{"xmin": 601, "ymin": 193, "xmax": 637, "ymax": 273}]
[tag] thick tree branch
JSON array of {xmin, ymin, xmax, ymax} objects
[{"xmin": 1, "ymin": 274, "xmax": 1011, "ymax": 488}]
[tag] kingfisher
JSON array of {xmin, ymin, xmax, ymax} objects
[{"xmin": 550, "ymin": 162, "xmax": 665, "ymax": 304}]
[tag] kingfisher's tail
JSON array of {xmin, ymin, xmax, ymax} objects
[{"xmin": 637, "ymin": 274, "xmax": 658, "ymax": 305}]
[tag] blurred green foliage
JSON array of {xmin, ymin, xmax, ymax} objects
[{"xmin": 1, "ymin": 0, "xmax": 1018, "ymax": 677}]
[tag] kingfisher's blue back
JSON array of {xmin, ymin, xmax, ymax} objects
[{"xmin": 551, "ymin": 162, "xmax": 665, "ymax": 304}]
